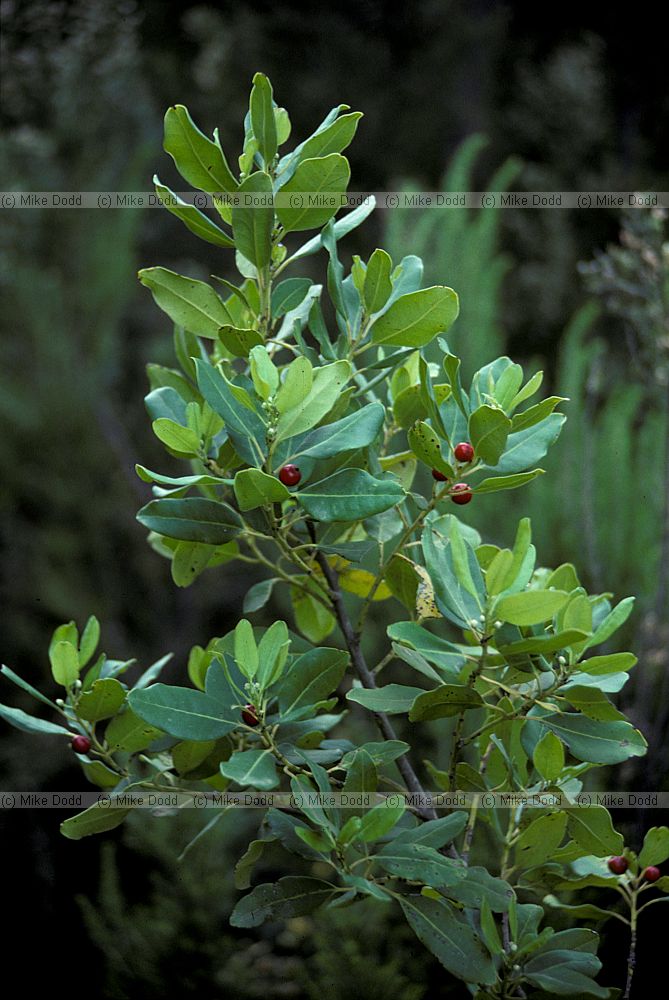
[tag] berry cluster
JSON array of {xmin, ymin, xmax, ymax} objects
[
  {"xmin": 607, "ymin": 856, "xmax": 662, "ymax": 882},
  {"xmin": 431, "ymin": 442, "xmax": 474, "ymax": 504}
]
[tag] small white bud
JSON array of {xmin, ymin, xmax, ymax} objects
[
  {"xmin": 494, "ymin": 620, "xmax": 503, "ymax": 629},
  {"xmin": 558, "ymin": 655, "xmax": 567, "ymax": 665},
  {"xmin": 55, "ymin": 698, "xmax": 65, "ymax": 707}
]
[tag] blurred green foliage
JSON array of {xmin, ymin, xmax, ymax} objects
[
  {"xmin": 78, "ymin": 810, "xmax": 436, "ymax": 1000},
  {"xmin": 385, "ymin": 134, "xmax": 522, "ymax": 379}
]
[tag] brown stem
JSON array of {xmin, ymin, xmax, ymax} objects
[
  {"xmin": 623, "ymin": 920, "xmax": 636, "ymax": 1000},
  {"xmin": 461, "ymin": 738, "xmax": 494, "ymax": 865},
  {"xmin": 312, "ymin": 540, "xmax": 439, "ymax": 826}
]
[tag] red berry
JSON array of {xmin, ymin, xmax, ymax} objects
[
  {"xmin": 71, "ymin": 735, "xmax": 92, "ymax": 754},
  {"xmin": 450, "ymin": 483, "xmax": 473, "ymax": 505},
  {"xmin": 242, "ymin": 704, "xmax": 259, "ymax": 726},
  {"xmin": 278, "ymin": 464, "xmax": 301, "ymax": 487},
  {"xmin": 608, "ymin": 856, "xmax": 629, "ymax": 875},
  {"xmin": 432, "ymin": 468, "xmax": 449, "ymax": 482},
  {"xmin": 643, "ymin": 865, "xmax": 661, "ymax": 883},
  {"xmin": 454, "ymin": 442, "xmax": 475, "ymax": 463}
]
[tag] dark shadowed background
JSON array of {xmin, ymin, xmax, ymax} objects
[{"xmin": 1, "ymin": 1, "xmax": 667, "ymax": 996}]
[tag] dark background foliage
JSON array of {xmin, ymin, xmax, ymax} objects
[{"xmin": 1, "ymin": 1, "xmax": 667, "ymax": 995}]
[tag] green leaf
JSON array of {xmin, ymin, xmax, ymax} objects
[
  {"xmin": 408, "ymin": 421, "xmax": 453, "ymax": 476},
  {"xmin": 257, "ymin": 621, "xmax": 290, "ymax": 689},
  {"xmin": 543, "ymin": 895, "xmax": 617, "ymax": 923},
  {"xmin": 277, "ymin": 154, "xmax": 350, "ymax": 232},
  {"xmin": 561, "ymin": 685, "xmax": 625, "ymax": 721},
  {"xmin": 275, "ymin": 356, "xmax": 313, "ymax": 415},
  {"xmin": 230, "ymin": 877, "xmax": 336, "ymax": 927},
  {"xmin": 277, "ymin": 647, "xmax": 348, "ymax": 719},
  {"xmin": 533, "ymin": 731, "xmax": 565, "ymax": 781},
  {"xmin": 80, "ymin": 760, "xmax": 121, "ymax": 789},
  {"xmin": 0, "ymin": 702, "xmax": 71, "ymax": 737},
  {"xmin": 494, "ymin": 413, "xmax": 566, "ymax": 474},
  {"xmin": 171, "ymin": 541, "xmax": 233, "ymax": 588},
  {"xmin": 50, "ymin": 640, "xmax": 80, "ymax": 686},
  {"xmin": 79, "ymin": 616, "xmax": 101, "ymax": 669},
  {"xmin": 137, "ymin": 498, "xmax": 240, "ymax": 545},
  {"xmin": 639, "ymin": 827, "xmax": 669, "ymax": 868},
  {"xmin": 294, "ymin": 111, "xmax": 362, "ymax": 163},
  {"xmin": 128, "ymin": 685, "xmax": 237, "ymax": 740},
  {"xmin": 340, "ymin": 741, "xmax": 410, "ymax": 770},
  {"xmin": 448, "ymin": 518, "xmax": 482, "ymax": 602},
  {"xmin": 443, "ymin": 866, "xmax": 515, "ymax": 912},
  {"xmin": 234, "ymin": 619, "xmax": 258, "ymax": 680},
  {"xmin": 497, "ymin": 630, "xmax": 589, "ymax": 657},
  {"xmin": 234, "ymin": 838, "xmax": 273, "ymax": 889},
  {"xmin": 400, "ymin": 896, "xmax": 496, "ymax": 985},
  {"xmin": 523, "ymin": 951, "xmax": 608, "ymax": 998},
  {"xmin": 232, "ymin": 172, "xmax": 274, "ymax": 269},
  {"xmin": 511, "ymin": 396, "xmax": 568, "ymax": 433},
  {"xmin": 479, "ymin": 897, "xmax": 504, "ymax": 957},
  {"xmin": 234, "ymin": 469, "xmax": 290, "ymax": 510},
  {"xmin": 218, "ymin": 325, "xmax": 264, "ymax": 358},
  {"xmin": 60, "ymin": 800, "xmax": 131, "ymax": 840},
  {"xmin": 509, "ymin": 370, "xmax": 544, "ymax": 411},
  {"xmin": 370, "ymin": 287, "xmax": 459, "ymax": 347},
  {"xmin": 421, "ymin": 522, "xmax": 481, "ymax": 629},
  {"xmin": 576, "ymin": 653, "xmax": 637, "ymax": 675},
  {"xmin": 495, "ymin": 590, "xmax": 569, "ymax": 626},
  {"xmin": 220, "ymin": 749, "xmax": 279, "ymax": 789},
  {"xmin": 0, "ymin": 664, "xmax": 57, "ymax": 708},
  {"xmin": 288, "ymin": 198, "xmax": 376, "ymax": 263},
  {"xmin": 377, "ymin": 842, "xmax": 465, "ymax": 886},
  {"xmin": 356, "ymin": 800, "xmax": 405, "ymax": 842},
  {"xmin": 138, "ymin": 267, "xmax": 232, "ymax": 339},
  {"xmin": 387, "ymin": 622, "xmax": 465, "ymax": 675},
  {"xmin": 584, "ymin": 597, "xmax": 635, "ymax": 651},
  {"xmin": 243, "ymin": 579, "xmax": 278, "ymax": 614},
  {"xmin": 474, "ymin": 470, "xmax": 545, "ymax": 493},
  {"xmin": 409, "ymin": 684, "xmax": 484, "ymax": 721},
  {"xmin": 77, "ymin": 678, "xmax": 126, "ymax": 722},
  {"xmin": 468, "ymin": 405, "xmax": 511, "ymax": 466},
  {"xmin": 272, "ymin": 279, "xmax": 313, "ymax": 318},
  {"xmin": 249, "ymin": 72, "xmax": 278, "ymax": 165},
  {"xmin": 384, "ymin": 556, "xmax": 421, "ymax": 613},
  {"xmin": 274, "ymin": 107, "xmax": 291, "ymax": 145},
  {"xmin": 515, "ymin": 812, "xmax": 568, "ymax": 869},
  {"xmin": 275, "ymin": 361, "xmax": 351, "ymax": 441},
  {"xmin": 152, "ymin": 418, "xmax": 200, "ymax": 456},
  {"xmin": 195, "ymin": 360, "xmax": 267, "ymax": 467},
  {"xmin": 291, "ymin": 580, "xmax": 336, "ymax": 643},
  {"xmin": 539, "ymin": 714, "xmax": 647, "ymax": 764},
  {"xmin": 347, "ymin": 684, "xmax": 425, "ymax": 714},
  {"xmin": 154, "ymin": 177, "xmax": 234, "ymax": 247},
  {"xmin": 567, "ymin": 806, "xmax": 624, "ymax": 857},
  {"xmin": 105, "ymin": 707, "xmax": 163, "ymax": 752},
  {"xmin": 364, "ymin": 248, "xmax": 393, "ymax": 313},
  {"xmin": 163, "ymin": 104, "xmax": 237, "ymax": 193},
  {"xmin": 264, "ymin": 809, "xmax": 322, "ymax": 859},
  {"xmin": 298, "ymin": 469, "xmax": 404, "ymax": 522},
  {"xmin": 393, "ymin": 812, "xmax": 468, "ymax": 850},
  {"xmin": 342, "ymin": 749, "xmax": 377, "ymax": 815},
  {"xmin": 171, "ymin": 739, "xmax": 217, "ymax": 775},
  {"xmin": 285, "ymin": 403, "xmax": 384, "ymax": 462}
]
